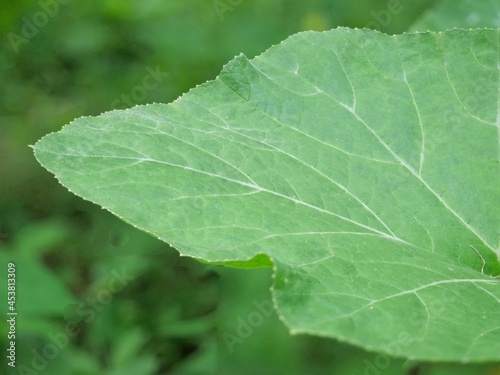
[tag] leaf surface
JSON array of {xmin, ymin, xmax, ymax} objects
[{"xmin": 34, "ymin": 28, "xmax": 500, "ymax": 361}]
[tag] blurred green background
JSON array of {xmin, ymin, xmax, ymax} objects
[{"xmin": 1, "ymin": 0, "xmax": 499, "ymax": 374}]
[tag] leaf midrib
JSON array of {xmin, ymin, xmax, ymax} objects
[{"xmin": 239, "ymin": 43, "xmax": 497, "ymax": 255}]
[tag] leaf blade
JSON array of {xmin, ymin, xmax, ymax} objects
[{"xmin": 34, "ymin": 28, "xmax": 500, "ymax": 361}]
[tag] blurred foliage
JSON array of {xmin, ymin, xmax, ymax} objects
[{"xmin": 0, "ymin": 0, "xmax": 499, "ymax": 374}]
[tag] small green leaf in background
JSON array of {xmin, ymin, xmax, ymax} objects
[
  {"xmin": 34, "ymin": 27, "xmax": 500, "ymax": 363},
  {"xmin": 0, "ymin": 221, "xmax": 76, "ymax": 317}
]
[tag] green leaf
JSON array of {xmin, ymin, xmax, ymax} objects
[
  {"xmin": 410, "ymin": 0, "xmax": 500, "ymax": 31},
  {"xmin": 33, "ymin": 28, "xmax": 500, "ymax": 362},
  {"xmin": 0, "ymin": 252, "xmax": 76, "ymax": 315},
  {"xmin": 111, "ymin": 329, "xmax": 149, "ymax": 367},
  {"xmin": 0, "ymin": 221, "xmax": 76, "ymax": 316}
]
